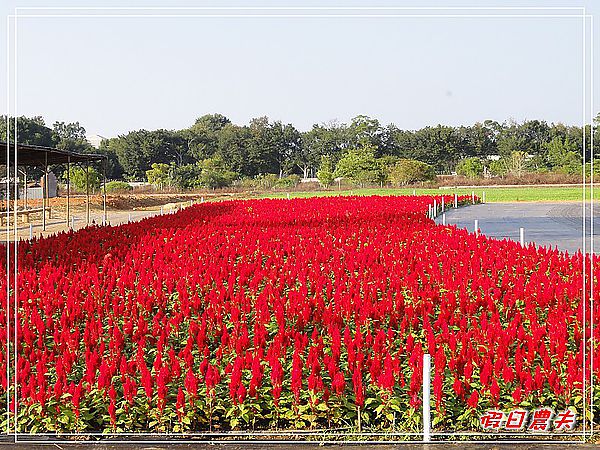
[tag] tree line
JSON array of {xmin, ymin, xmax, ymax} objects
[{"xmin": 1, "ymin": 114, "xmax": 599, "ymax": 189}]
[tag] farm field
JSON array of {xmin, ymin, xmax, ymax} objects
[
  {"xmin": 0, "ymin": 195, "xmax": 599, "ymax": 436},
  {"xmin": 260, "ymin": 186, "xmax": 600, "ymax": 203}
]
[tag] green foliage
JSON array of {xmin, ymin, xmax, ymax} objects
[
  {"xmin": 456, "ymin": 157, "xmax": 484, "ymax": 178},
  {"xmin": 545, "ymin": 137, "xmax": 580, "ymax": 174},
  {"xmin": 0, "ymin": 115, "xmax": 56, "ymax": 147},
  {"xmin": 334, "ymin": 146, "xmax": 384, "ymax": 187},
  {"xmin": 317, "ymin": 155, "xmax": 335, "ymax": 188},
  {"xmin": 489, "ymin": 151, "xmax": 530, "ymax": 177},
  {"xmin": 388, "ymin": 159, "xmax": 436, "ymax": 186},
  {"xmin": 110, "ymin": 129, "xmax": 187, "ymax": 180},
  {"xmin": 197, "ymin": 157, "xmax": 238, "ymax": 189},
  {"xmin": 170, "ymin": 164, "xmax": 203, "ymax": 189},
  {"xmin": 6, "ymin": 113, "xmax": 599, "ymax": 185},
  {"xmin": 276, "ymin": 174, "xmax": 301, "ymax": 188},
  {"xmin": 253, "ymin": 174, "xmax": 281, "ymax": 189},
  {"xmin": 488, "ymin": 159, "xmax": 507, "ymax": 176},
  {"xmin": 104, "ymin": 181, "xmax": 132, "ymax": 193},
  {"xmin": 66, "ymin": 166, "xmax": 101, "ymax": 193},
  {"xmin": 146, "ymin": 163, "xmax": 171, "ymax": 188}
]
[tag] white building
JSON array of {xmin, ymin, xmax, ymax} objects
[{"xmin": 86, "ymin": 134, "xmax": 108, "ymax": 149}]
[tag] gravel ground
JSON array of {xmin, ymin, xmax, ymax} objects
[{"xmin": 435, "ymin": 201, "xmax": 600, "ymax": 254}]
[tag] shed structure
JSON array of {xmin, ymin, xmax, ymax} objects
[{"xmin": 0, "ymin": 141, "xmax": 108, "ymax": 231}]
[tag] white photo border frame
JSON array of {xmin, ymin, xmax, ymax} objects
[{"xmin": 4, "ymin": 4, "xmax": 596, "ymax": 444}]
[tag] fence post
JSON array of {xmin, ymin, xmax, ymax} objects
[
  {"xmin": 454, "ymin": 193, "xmax": 458, "ymax": 208},
  {"xmin": 190, "ymin": 200, "xmax": 193, "ymax": 207},
  {"xmin": 482, "ymin": 191, "xmax": 486, "ymax": 204},
  {"xmin": 442, "ymin": 213, "xmax": 446, "ymax": 225},
  {"xmin": 520, "ymin": 227, "xmax": 525, "ymax": 246},
  {"xmin": 29, "ymin": 223, "xmax": 33, "ymax": 240},
  {"xmin": 287, "ymin": 193, "xmax": 290, "ymax": 200},
  {"xmin": 160, "ymin": 206, "xmax": 164, "ymax": 215},
  {"xmin": 471, "ymin": 191, "xmax": 475, "ymax": 204},
  {"xmin": 475, "ymin": 219, "xmax": 479, "ymax": 237},
  {"xmin": 128, "ymin": 213, "xmax": 131, "ymax": 223},
  {"xmin": 423, "ymin": 353, "xmax": 431, "ymax": 442},
  {"xmin": 201, "ymin": 196, "xmax": 204, "ymax": 203},
  {"xmin": 441, "ymin": 196, "xmax": 445, "ymax": 213},
  {"xmin": 71, "ymin": 216, "xmax": 75, "ymax": 229},
  {"xmin": 413, "ymin": 189, "xmax": 416, "ymax": 196},
  {"xmin": 433, "ymin": 200, "xmax": 437, "ymax": 217}
]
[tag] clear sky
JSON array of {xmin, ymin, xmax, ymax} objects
[{"xmin": 1, "ymin": 0, "xmax": 599, "ymax": 137}]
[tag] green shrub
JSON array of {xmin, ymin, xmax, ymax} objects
[
  {"xmin": 104, "ymin": 181, "xmax": 133, "ymax": 193},
  {"xmin": 456, "ymin": 157, "xmax": 484, "ymax": 178},
  {"xmin": 276, "ymin": 174, "xmax": 301, "ymax": 188},
  {"xmin": 317, "ymin": 155, "xmax": 335, "ymax": 188},
  {"xmin": 388, "ymin": 159, "xmax": 436, "ymax": 186}
]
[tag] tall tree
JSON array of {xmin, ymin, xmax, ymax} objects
[{"xmin": 0, "ymin": 115, "xmax": 56, "ymax": 147}]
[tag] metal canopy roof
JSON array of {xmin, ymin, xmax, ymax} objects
[{"xmin": 0, "ymin": 141, "xmax": 106, "ymax": 166}]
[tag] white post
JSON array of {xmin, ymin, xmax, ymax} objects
[
  {"xmin": 482, "ymin": 191, "xmax": 486, "ymax": 204},
  {"xmin": 413, "ymin": 189, "xmax": 416, "ymax": 196},
  {"xmin": 190, "ymin": 200, "xmax": 193, "ymax": 207},
  {"xmin": 423, "ymin": 353, "xmax": 431, "ymax": 442},
  {"xmin": 475, "ymin": 219, "xmax": 479, "ymax": 237},
  {"xmin": 160, "ymin": 206, "xmax": 163, "ymax": 215},
  {"xmin": 520, "ymin": 227, "xmax": 525, "ymax": 246},
  {"xmin": 201, "ymin": 196, "xmax": 204, "ymax": 203},
  {"xmin": 442, "ymin": 213, "xmax": 446, "ymax": 225},
  {"xmin": 433, "ymin": 200, "xmax": 437, "ymax": 217},
  {"xmin": 441, "ymin": 196, "xmax": 445, "ymax": 213},
  {"xmin": 454, "ymin": 193, "xmax": 458, "ymax": 208},
  {"xmin": 287, "ymin": 193, "xmax": 290, "ymax": 200},
  {"xmin": 471, "ymin": 191, "xmax": 475, "ymax": 204},
  {"xmin": 71, "ymin": 216, "xmax": 75, "ymax": 229},
  {"xmin": 128, "ymin": 213, "xmax": 131, "ymax": 223},
  {"xmin": 428, "ymin": 205, "xmax": 432, "ymax": 219},
  {"xmin": 29, "ymin": 224, "xmax": 33, "ymax": 240}
]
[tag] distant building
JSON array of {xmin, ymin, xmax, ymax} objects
[
  {"xmin": 39, "ymin": 171, "xmax": 58, "ymax": 198},
  {"xmin": 86, "ymin": 134, "xmax": 108, "ymax": 149}
]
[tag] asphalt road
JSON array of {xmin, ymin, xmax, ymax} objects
[{"xmin": 435, "ymin": 202, "xmax": 600, "ymax": 255}]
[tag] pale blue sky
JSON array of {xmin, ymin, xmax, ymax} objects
[{"xmin": 1, "ymin": 1, "xmax": 598, "ymax": 137}]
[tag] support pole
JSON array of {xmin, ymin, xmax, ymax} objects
[
  {"xmin": 29, "ymin": 223, "xmax": 33, "ymax": 240},
  {"xmin": 475, "ymin": 219, "xmax": 479, "ymax": 237},
  {"xmin": 42, "ymin": 152, "xmax": 48, "ymax": 231},
  {"xmin": 85, "ymin": 163, "xmax": 90, "ymax": 225},
  {"xmin": 413, "ymin": 189, "xmax": 416, "ymax": 196},
  {"xmin": 423, "ymin": 353, "xmax": 431, "ymax": 442},
  {"xmin": 441, "ymin": 196, "xmax": 445, "ymax": 213},
  {"xmin": 433, "ymin": 200, "xmax": 437, "ymax": 217},
  {"xmin": 442, "ymin": 213, "xmax": 446, "ymax": 225},
  {"xmin": 519, "ymin": 227, "xmax": 525, "ymax": 246},
  {"xmin": 454, "ymin": 193, "xmax": 458, "ymax": 208},
  {"xmin": 471, "ymin": 190, "xmax": 475, "ymax": 204},
  {"xmin": 24, "ymin": 169, "xmax": 27, "ymax": 210},
  {"xmin": 482, "ymin": 191, "xmax": 486, "ymax": 204},
  {"xmin": 128, "ymin": 213, "xmax": 131, "ymax": 223},
  {"xmin": 66, "ymin": 156, "xmax": 71, "ymax": 226},
  {"xmin": 102, "ymin": 158, "xmax": 107, "ymax": 226}
]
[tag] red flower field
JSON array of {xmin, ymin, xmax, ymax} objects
[{"xmin": 0, "ymin": 195, "xmax": 597, "ymax": 433}]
